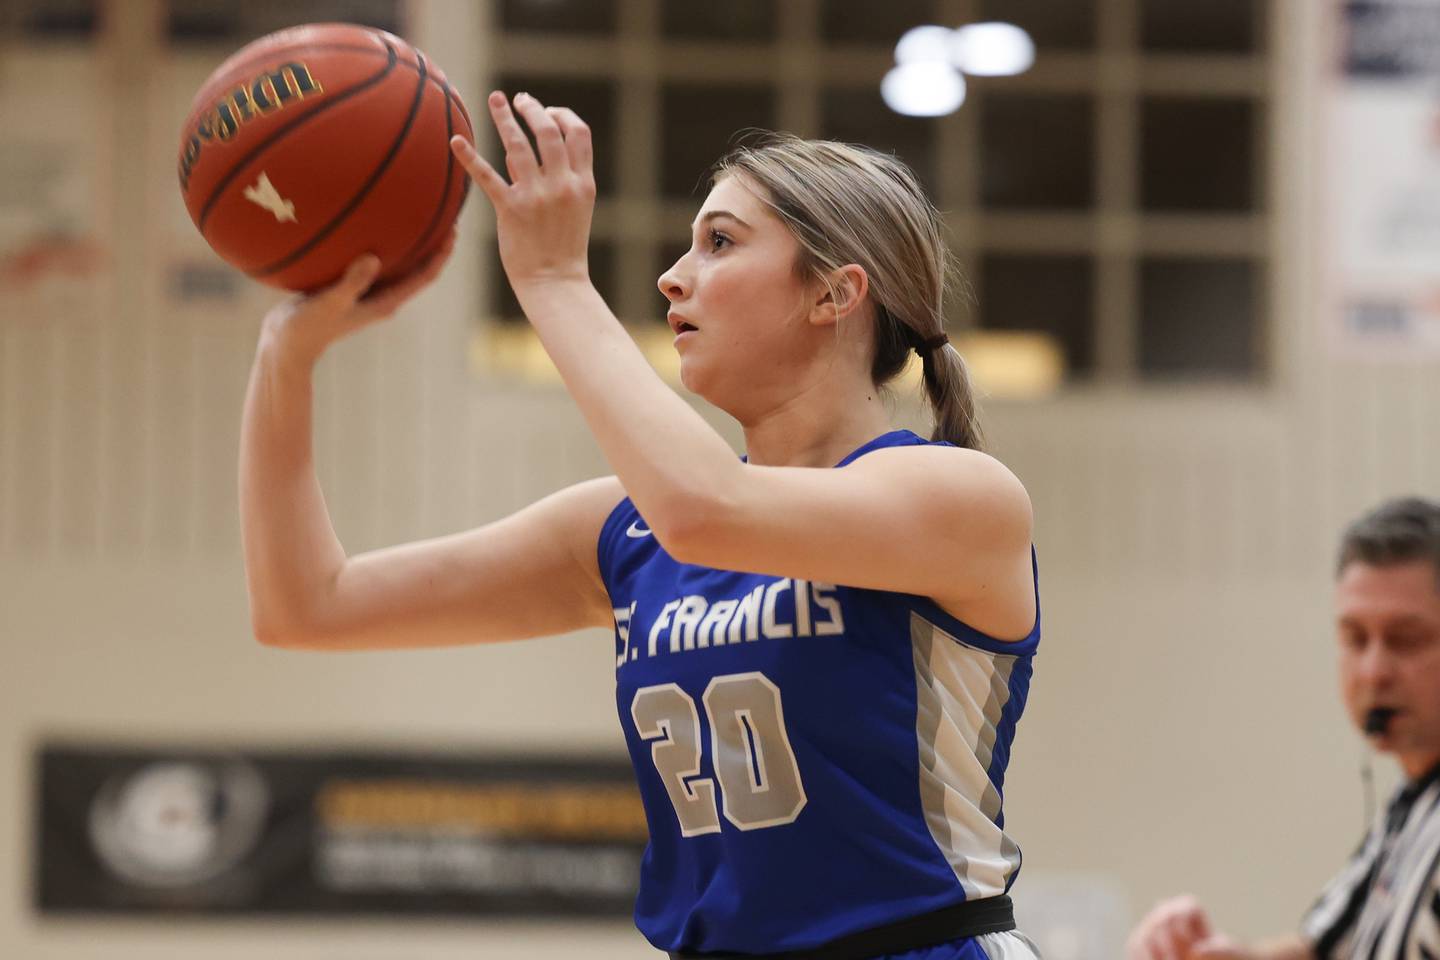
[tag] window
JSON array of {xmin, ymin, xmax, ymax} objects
[
  {"xmin": 661, "ymin": 84, "xmax": 778, "ymax": 200},
  {"xmin": 819, "ymin": 0, "xmax": 935, "ymax": 45},
  {"xmin": 980, "ymin": 94, "xmax": 1096, "ymax": 210},
  {"xmin": 1140, "ymin": 97, "xmax": 1259, "ymax": 212},
  {"xmin": 1140, "ymin": 0, "xmax": 1262, "ymax": 53},
  {"xmin": 962, "ymin": 0, "xmax": 1271, "ymax": 384},
  {"xmin": 166, "ymin": 0, "xmax": 400, "ymax": 44},
  {"xmin": 499, "ymin": 0, "xmax": 617, "ymax": 37},
  {"xmin": 661, "ymin": 0, "xmax": 775, "ymax": 41},
  {"xmin": 480, "ymin": 0, "xmax": 1274, "ymax": 388},
  {"xmin": 0, "ymin": 0, "xmax": 97, "ymax": 39},
  {"xmin": 1139, "ymin": 259, "xmax": 1259, "ymax": 377},
  {"xmin": 979, "ymin": 256, "xmax": 1096, "ymax": 376}
]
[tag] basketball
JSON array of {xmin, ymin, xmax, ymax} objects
[{"xmin": 176, "ymin": 23, "xmax": 473, "ymax": 292}]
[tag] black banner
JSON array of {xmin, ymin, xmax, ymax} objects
[{"xmin": 34, "ymin": 743, "xmax": 648, "ymax": 917}]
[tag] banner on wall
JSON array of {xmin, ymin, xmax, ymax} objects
[
  {"xmin": 0, "ymin": 46, "xmax": 108, "ymax": 322},
  {"xmin": 1331, "ymin": 0, "xmax": 1440, "ymax": 357},
  {"xmin": 34, "ymin": 744, "xmax": 647, "ymax": 918}
]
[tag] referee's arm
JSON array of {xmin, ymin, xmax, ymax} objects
[{"xmin": 1126, "ymin": 896, "xmax": 1315, "ymax": 960}]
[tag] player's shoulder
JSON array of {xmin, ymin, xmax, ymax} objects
[
  {"xmin": 850, "ymin": 441, "xmax": 1029, "ymax": 503},
  {"xmin": 567, "ymin": 474, "xmax": 628, "ymax": 508},
  {"xmin": 519, "ymin": 476, "xmax": 628, "ymax": 570},
  {"xmin": 537, "ymin": 475, "xmax": 628, "ymax": 534},
  {"xmin": 849, "ymin": 442, "xmax": 1033, "ymax": 555}
]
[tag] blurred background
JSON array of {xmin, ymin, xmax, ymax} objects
[{"xmin": 2, "ymin": 0, "xmax": 1438, "ymax": 956}]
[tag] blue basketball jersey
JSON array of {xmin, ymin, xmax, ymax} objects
[{"xmin": 597, "ymin": 429, "xmax": 1040, "ymax": 955}]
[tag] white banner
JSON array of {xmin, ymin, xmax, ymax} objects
[{"xmin": 1330, "ymin": 0, "xmax": 1440, "ymax": 357}]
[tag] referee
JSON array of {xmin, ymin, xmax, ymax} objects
[{"xmin": 1127, "ymin": 497, "xmax": 1440, "ymax": 960}]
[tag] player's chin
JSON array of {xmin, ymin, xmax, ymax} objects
[
  {"xmin": 676, "ymin": 360, "xmax": 706, "ymax": 397},
  {"xmin": 675, "ymin": 349, "xmax": 709, "ymax": 388}
]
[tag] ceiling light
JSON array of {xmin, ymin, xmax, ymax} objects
[
  {"xmin": 951, "ymin": 22, "xmax": 1035, "ymax": 77},
  {"xmin": 894, "ymin": 24, "xmax": 955, "ymax": 65},
  {"xmin": 881, "ymin": 62, "xmax": 966, "ymax": 117}
]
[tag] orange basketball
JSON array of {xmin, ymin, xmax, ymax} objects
[{"xmin": 177, "ymin": 22, "xmax": 472, "ymax": 292}]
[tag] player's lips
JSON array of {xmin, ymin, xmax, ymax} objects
[{"xmin": 668, "ymin": 312, "xmax": 698, "ymax": 336}]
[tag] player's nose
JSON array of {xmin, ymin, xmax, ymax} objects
[{"xmin": 658, "ymin": 254, "xmax": 692, "ymax": 303}]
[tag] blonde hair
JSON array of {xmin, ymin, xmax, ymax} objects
[{"xmin": 710, "ymin": 132, "xmax": 983, "ymax": 451}]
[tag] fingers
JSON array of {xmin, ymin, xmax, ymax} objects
[
  {"xmin": 359, "ymin": 228, "xmax": 457, "ymax": 319},
  {"xmin": 450, "ymin": 135, "xmax": 507, "ymax": 203},
  {"xmin": 323, "ymin": 254, "xmax": 381, "ymax": 306},
  {"xmin": 455, "ymin": 92, "xmax": 591, "ymax": 204},
  {"xmin": 510, "ymin": 92, "xmax": 568, "ymax": 171},
  {"xmin": 546, "ymin": 106, "xmax": 594, "ymax": 178},
  {"xmin": 487, "ymin": 90, "xmax": 539, "ymax": 182}
]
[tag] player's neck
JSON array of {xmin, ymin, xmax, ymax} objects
[{"xmin": 739, "ymin": 387, "xmax": 893, "ymax": 469}]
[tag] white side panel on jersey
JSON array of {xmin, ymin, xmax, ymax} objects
[
  {"xmin": 975, "ymin": 930, "xmax": 1044, "ymax": 960},
  {"xmin": 910, "ymin": 612, "xmax": 1023, "ymax": 900}
]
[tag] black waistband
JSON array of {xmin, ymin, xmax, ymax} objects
[{"xmin": 668, "ymin": 895, "xmax": 1016, "ymax": 960}]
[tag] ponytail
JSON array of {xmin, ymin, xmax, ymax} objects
[{"xmin": 920, "ymin": 343, "xmax": 983, "ymax": 452}]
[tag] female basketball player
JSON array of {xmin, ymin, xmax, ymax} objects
[{"xmin": 240, "ymin": 91, "xmax": 1040, "ymax": 959}]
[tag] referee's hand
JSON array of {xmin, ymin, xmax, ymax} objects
[{"xmin": 1127, "ymin": 896, "xmax": 1251, "ymax": 960}]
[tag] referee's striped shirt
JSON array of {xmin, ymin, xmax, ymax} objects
[{"xmin": 1303, "ymin": 761, "xmax": 1440, "ymax": 959}]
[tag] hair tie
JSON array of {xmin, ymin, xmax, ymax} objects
[{"xmin": 914, "ymin": 332, "xmax": 949, "ymax": 356}]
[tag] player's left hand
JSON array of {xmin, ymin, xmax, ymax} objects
[
  {"xmin": 450, "ymin": 91, "xmax": 595, "ymax": 295},
  {"xmin": 259, "ymin": 227, "xmax": 456, "ymax": 365}
]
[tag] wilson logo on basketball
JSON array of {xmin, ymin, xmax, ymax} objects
[
  {"xmin": 243, "ymin": 172, "xmax": 297, "ymax": 223},
  {"xmin": 178, "ymin": 62, "xmax": 324, "ymax": 192}
]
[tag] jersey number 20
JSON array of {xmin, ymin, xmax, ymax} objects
[{"xmin": 631, "ymin": 672, "xmax": 807, "ymax": 836}]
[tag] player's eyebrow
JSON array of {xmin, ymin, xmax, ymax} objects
[{"xmin": 691, "ymin": 210, "xmax": 752, "ymax": 232}]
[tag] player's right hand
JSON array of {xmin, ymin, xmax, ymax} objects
[
  {"xmin": 1127, "ymin": 896, "xmax": 1252, "ymax": 960},
  {"xmin": 259, "ymin": 227, "xmax": 456, "ymax": 365}
]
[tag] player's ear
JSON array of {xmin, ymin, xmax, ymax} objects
[{"xmin": 809, "ymin": 264, "xmax": 869, "ymax": 328}]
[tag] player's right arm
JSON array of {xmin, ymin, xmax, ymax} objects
[
  {"xmin": 239, "ymin": 239, "xmax": 624, "ymax": 650},
  {"xmin": 1126, "ymin": 896, "xmax": 1315, "ymax": 960}
]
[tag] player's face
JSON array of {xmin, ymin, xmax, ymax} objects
[
  {"xmin": 657, "ymin": 175, "xmax": 823, "ymax": 414},
  {"xmin": 1335, "ymin": 559, "xmax": 1440, "ymax": 778}
]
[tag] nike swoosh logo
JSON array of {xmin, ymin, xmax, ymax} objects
[{"xmin": 625, "ymin": 521, "xmax": 652, "ymax": 539}]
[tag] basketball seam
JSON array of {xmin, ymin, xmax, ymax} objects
[
  {"xmin": 253, "ymin": 44, "xmax": 433, "ymax": 278},
  {"xmin": 196, "ymin": 43, "xmax": 399, "ymax": 232},
  {"xmin": 392, "ymin": 58, "xmax": 461, "ymax": 275}
]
